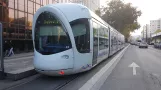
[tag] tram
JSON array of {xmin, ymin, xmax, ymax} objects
[{"xmin": 32, "ymin": 3, "xmax": 125, "ymax": 76}]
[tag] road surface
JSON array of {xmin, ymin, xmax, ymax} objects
[
  {"xmin": 100, "ymin": 45, "xmax": 161, "ymax": 90},
  {"xmin": 5, "ymin": 45, "xmax": 161, "ymax": 90}
]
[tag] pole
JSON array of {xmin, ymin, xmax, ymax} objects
[
  {"xmin": 0, "ymin": 22, "xmax": 5, "ymax": 79},
  {"xmin": 150, "ymin": 31, "xmax": 152, "ymax": 43},
  {"xmin": 146, "ymin": 24, "xmax": 148, "ymax": 43},
  {"xmin": 143, "ymin": 28, "xmax": 144, "ymax": 41}
]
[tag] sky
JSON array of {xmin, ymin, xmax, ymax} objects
[{"xmin": 100, "ymin": 0, "xmax": 161, "ymax": 36}]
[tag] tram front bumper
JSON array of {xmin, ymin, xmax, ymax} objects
[{"xmin": 35, "ymin": 68, "xmax": 74, "ymax": 76}]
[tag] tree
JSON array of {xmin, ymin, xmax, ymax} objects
[
  {"xmin": 95, "ymin": 9, "xmax": 101, "ymax": 17},
  {"xmin": 101, "ymin": 0, "xmax": 141, "ymax": 39},
  {"xmin": 154, "ymin": 29, "xmax": 161, "ymax": 34}
]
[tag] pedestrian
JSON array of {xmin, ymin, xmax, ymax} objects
[
  {"xmin": 4, "ymin": 41, "xmax": 9, "ymax": 57},
  {"xmin": 7, "ymin": 41, "xmax": 14, "ymax": 57}
]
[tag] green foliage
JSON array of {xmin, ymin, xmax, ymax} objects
[
  {"xmin": 154, "ymin": 29, "xmax": 161, "ymax": 34},
  {"xmin": 95, "ymin": 9, "xmax": 101, "ymax": 17},
  {"xmin": 100, "ymin": 0, "xmax": 141, "ymax": 39},
  {"xmin": 93, "ymin": 28, "xmax": 97, "ymax": 36},
  {"xmin": 104, "ymin": 34, "xmax": 108, "ymax": 37}
]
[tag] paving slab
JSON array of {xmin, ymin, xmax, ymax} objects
[{"xmin": 1, "ymin": 52, "xmax": 37, "ymax": 80}]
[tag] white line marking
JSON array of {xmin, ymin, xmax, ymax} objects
[
  {"xmin": 128, "ymin": 62, "xmax": 139, "ymax": 75},
  {"xmin": 79, "ymin": 45, "xmax": 129, "ymax": 90}
]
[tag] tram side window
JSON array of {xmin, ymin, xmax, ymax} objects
[
  {"xmin": 114, "ymin": 36, "xmax": 117, "ymax": 46},
  {"xmin": 104, "ymin": 28, "xmax": 109, "ymax": 48},
  {"xmin": 99, "ymin": 26, "xmax": 104, "ymax": 50},
  {"xmin": 70, "ymin": 18, "xmax": 90, "ymax": 53},
  {"xmin": 93, "ymin": 22, "xmax": 98, "ymax": 46},
  {"xmin": 111, "ymin": 32, "xmax": 115, "ymax": 47}
]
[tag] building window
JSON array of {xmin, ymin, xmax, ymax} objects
[
  {"xmin": 46, "ymin": 0, "xmax": 49, "ymax": 4},
  {"xmin": 36, "ymin": 0, "xmax": 41, "ymax": 4},
  {"xmin": 49, "ymin": 0, "xmax": 52, "ymax": 4},
  {"xmin": 28, "ymin": 14, "xmax": 33, "ymax": 27},
  {"xmin": 15, "ymin": 9, "xmax": 18, "ymax": 20},
  {"xmin": 28, "ymin": 1, "xmax": 34, "ymax": 14},
  {"xmin": 36, "ymin": 4, "xmax": 40, "ymax": 11},
  {"xmin": 9, "ymin": 8, "xmax": 14, "ymax": 23},
  {"xmin": 15, "ymin": 0, "xmax": 18, "ymax": 9},
  {"xmin": 18, "ymin": 0, "xmax": 25, "ymax": 11},
  {"xmin": 43, "ymin": 0, "xmax": 47, "ymax": 5},
  {"xmin": 1, "ymin": 7, "xmax": 8, "ymax": 22},
  {"xmin": 18, "ymin": 11, "xmax": 25, "ymax": 25},
  {"xmin": 53, "ymin": 0, "xmax": 58, "ymax": 3},
  {"xmin": 8, "ymin": 0, "xmax": 14, "ymax": 9},
  {"xmin": 0, "ymin": 6, "xmax": 3, "ymax": 22},
  {"xmin": 25, "ymin": 0, "xmax": 28, "ymax": 12}
]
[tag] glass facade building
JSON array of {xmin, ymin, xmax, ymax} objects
[
  {"xmin": 0, "ymin": 0, "xmax": 61, "ymax": 53},
  {"xmin": 0, "ymin": 0, "xmax": 99, "ymax": 53}
]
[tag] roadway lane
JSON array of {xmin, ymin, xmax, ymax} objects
[{"xmin": 100, "ymin": 45, "xmax": 161, "ymax": 90}]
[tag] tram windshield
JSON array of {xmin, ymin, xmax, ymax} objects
[{"xmin": 34, "ymin": 12, "xmax": 72, "ymax": 55}]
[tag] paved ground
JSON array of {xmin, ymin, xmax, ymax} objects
[
  {"xmin": 100, "ymin": 45, "xmax": 161, "ymax": 90},
  {"xmin": 1, "ymin": 45, "xmax": 161, "ymax": 90},
  {"xmin": 1, "ymin": 46, "xmax": 126, "ymax": 90},
  {"xmin": 4, "ymin": 52, "xmax": 33, "ymax": 60},
  {"xmin": 2, "ymin": 52, "xmax": 120, "ymax": 90},
  {"xmin": 4, "ymin": 52, "xmax": 33, "ymax": 73}
]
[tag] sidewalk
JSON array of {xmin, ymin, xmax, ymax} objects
[
  {"xmin": 3, "ymin": 52, "xmax": 37, "ymax": 80},
  {"xmin": 4, "ymin": 52, "xmax": 33, "ymax": 60},
  {"xmin": 149, "ymin": 45, "xmax": 161, "ymax": 50}
]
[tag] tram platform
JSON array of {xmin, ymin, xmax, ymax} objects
[{"xmin": 3, "ymin": 52, "xmax": 37, "ymax": 80}]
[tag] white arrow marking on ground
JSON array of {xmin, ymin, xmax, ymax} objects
[{"xmin": 128, "ymin": 62, "xmax": 139, "ymax": 75}]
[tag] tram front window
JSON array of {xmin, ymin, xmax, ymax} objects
[{"xmin": 34, "ymin": 12, "xmax": 71, "ymax": 55}]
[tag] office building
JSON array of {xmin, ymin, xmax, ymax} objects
[
  {"xmin": 150, "ymin": 18, "xmax": 161, "ymax": 34},
  {"xmin": 72, "ymin": 0, "xmax": 100, "ymax": 11},
  {"xmin": 141, "ymin": 24, "xmax": 151, "ymax": 42}
]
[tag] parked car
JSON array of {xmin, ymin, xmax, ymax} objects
[
  {"xmin": 149, "ymin": 42, "xmax": 154, "ymax": 45},
  {"xmin": 158, "ymin": 42, "xmax": 161, "ymax": 49},
  {"xmin": 154, "ymin": 42, "xmax": 159, "ymax": 48},
  {"xmin": 130, "ymin": 42, "xmax": 135, "ymax": 45},
  {"xmin": 136, "ymin": 42, "xmax": 140, "ymax": 46},
  {"xmin": 139, "ymin": 42, "xmax": 148, "ymax": 48}
]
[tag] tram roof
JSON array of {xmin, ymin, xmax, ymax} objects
[{"xmin": 39, "ymin": 3, "xmax": 123, "ymax": 35}]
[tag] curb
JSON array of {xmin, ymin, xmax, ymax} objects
[{"xmin": 6, "ymin": 67, "xmax": 37, "ymax": 81}]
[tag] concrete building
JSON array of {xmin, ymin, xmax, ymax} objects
[
  {"xmin": 72, "ymin": 0, "xmax": 100, "ymax": 11},
  {"xmin": 141, "ymin": 24, "xmax": 151, "ymax": 42},
  {"xmin": 150, "ymin": 18, "xmax": 161, "ymax": 34},
  {"xmin": 57, "ymin": 0, "xmax": 100, "ymax": 11}
]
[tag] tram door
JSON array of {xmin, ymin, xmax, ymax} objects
[{"xmin": 92, "ymin": 21, "xmax": 98, "ymax": 66}]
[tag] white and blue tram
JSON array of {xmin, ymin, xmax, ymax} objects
[{"xmin": 32, "ymin": 3, "xmax": 125, "ymax": 76}]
